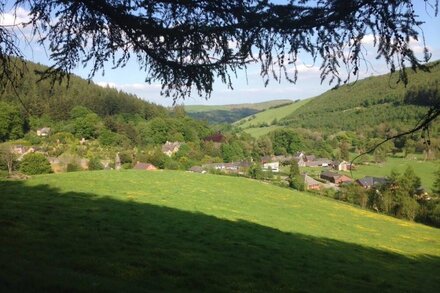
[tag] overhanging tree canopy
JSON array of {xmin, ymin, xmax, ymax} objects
[
  {"xmin": 1, "ymin": 0, "xmax": 438, "ymax": 99},
  {"xmin": 1, "ymin": 0, "xmax": 439, "ymax": 132}
]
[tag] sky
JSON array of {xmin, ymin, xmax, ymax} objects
[{"xmin": 1, "ymin": 1, "xmax": 440, "ymax": 107}]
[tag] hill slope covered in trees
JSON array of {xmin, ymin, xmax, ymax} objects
[
  {"xmin": 282, "ymin": 61, "xmax": 440, "ymax": 136},
  {"xmin": 0, "ymin": 59, "xmax": 167, "ymax": 121},
  {"xmin": 238, "ymin": 61, "xmax": 440, "ymax": 140}
]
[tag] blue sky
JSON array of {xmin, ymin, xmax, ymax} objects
[{"xmin": 2, "ymin": 1, "xmax": 440, "ymax": 106}]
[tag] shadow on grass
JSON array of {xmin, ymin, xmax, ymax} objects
[{"xmin": 0, "ymin": 180, "xmax": 439, "ymax": 292}]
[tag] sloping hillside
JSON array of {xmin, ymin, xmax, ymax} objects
[
  {"xmin": 1, "ymin": 170, "xmax": 439, "ymax": 291},
  {"xmin": 0, "ymin": 59, "xmax": 167, "ymax": 120},
  {"xmin": 185, "ymin": 99, "xmax": 293, "ymax": 113},
  {"xmin": 185, "ymin": 99, "xmax": 293, "ymax": 124},
  {"xmin": 234, "ymin": 61, "xmax": 439, "ymax": 138},
  {"xmin": 235, "ymin": 98, "xmax": 310, "ymax": 130},
  {"xmin": 282, "ymin": 61, "xmax": 440, "ymax": 133}
]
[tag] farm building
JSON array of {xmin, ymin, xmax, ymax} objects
[
  {"xmin": 162, "ymin": 141, "xmax": 182, "ymax": 157},
  {"xmin": 356, "ymin": 176, "xmax": 388, "ymax": 189},
  {"xmin": 134, "ymin": 162, "xmax": 157, "ymax": 171},
  {"xmin": 320, "ymin": 171, "xmax": 352, "ymax": 185},
  {"xmin": 302, "ymin": 174, "xmax": 321, "ymax": 190}
]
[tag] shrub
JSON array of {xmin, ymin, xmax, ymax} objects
[
  {"xmin": 20, "ymin": 153, "xmax": 52, "ymax": 175},
  {"xmin": 88, "ymin": 157, "xmax": 103, "ymax": 170},
  {"xmin": 164, "ymin": 159, "xmax": 180, "ymax": 170},
  {"xmin": 66, "ymin": 162, "xmax": 82, "ymax": 172},
  {"xmin": 248, "ymin": 163, "xmax": 263, "ymax": 180},
  {"xmin": 122, "ymin": 163, "xmax": 132, "ymax": 169}
]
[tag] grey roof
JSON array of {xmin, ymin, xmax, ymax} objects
[
  {"xmin": 189, "ymin": 166, "xmax": 204, "ymax": 173},
  {"xmin": 302, "ymin": 174, "xmax": 321, "ymax": 186},
  {"xmin": 357, "ymin": 176, "xmax": 388, "ymax": 188},
  {"xmin": 321, "ymin": 171, "xmax": 341, "ymax": 179}
]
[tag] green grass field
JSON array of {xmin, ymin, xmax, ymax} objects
[
  {"xmin": 235, "ymin": 99, "xmax": 310, "ymax": 129},
  {"xmin": 280, "ymin": 156, "xmax": 439, "ymax": 189},
  {"xmin": 345, "ymin": 157, "xmax": 439, "ymax": 189},
  {"xmin": 1, "ymin": 170, "xmax": 439, "ymax": 292}
]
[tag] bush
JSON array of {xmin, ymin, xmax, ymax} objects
[
  {"xmin": 164, "ymin": 159, "xmax": 180, "ymax": 170},
  {"xmin": 20, "ymin": 153, "xmax": 52, "ymax": 175},
  {"xmin": 248, "ymin": 163, "xmax": 263, "ymax": 179},
  {"xmin": 88, "ymin": 157, "xmax": 103, "ymax": 170},
  {"xmin": 122, "ymin": 162, "xmax": 132, "ymax": 169},
  {"xmin": 66, "ymin": 162, "xmax": 82, "ymax": 172}
]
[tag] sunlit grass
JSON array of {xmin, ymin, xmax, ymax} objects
[{"xmin": 1, "ymin": 170, "xmax": 439, "ymax": 291}]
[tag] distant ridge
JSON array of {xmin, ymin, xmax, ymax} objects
[
  {"xmin": 185, "ymin": 99, "xmax": 294, "ymax": 124},
  {"xmin": 238, "ymin": 60, "xmax": 440, "ymax": 137},
  {"xmin": 185, "ymin": 99, "xmax": 293, "ymax": 112}
]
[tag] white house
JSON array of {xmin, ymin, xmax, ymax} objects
[
  {"xmin": 36, "ymin": 127, "xmax": 51, "ymax": 137},
  {"xmin": 263, "ymin": 161, "xmax": 280, "ymax": 173}
]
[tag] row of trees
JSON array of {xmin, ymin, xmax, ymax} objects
[{"xmin": 335, "ymin": 167, "xmax": 440, "ymax": 227}]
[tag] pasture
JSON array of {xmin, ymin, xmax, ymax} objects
[
  {"xmin": 236, "ymin": 99, "xmax": 310, "ymax": 129},
  {"xmin": 1, "ymin": 170, "xmax": 439, "ymax": 292}
]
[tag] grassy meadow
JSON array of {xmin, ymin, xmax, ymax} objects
[
  {"xmin": 346, "ymin": 157, "xmax": 439, "ymax": 189},
  {"xmin": 1, "ymin": 170, "xmax": 439, "ymax": 292},
  {"xmin": 236, "ymin": 99, "xmax": 310, "ymax": 129},
  {"xmin": 287, "ymin": 156, "xmax": 439, "ymax": 189}
]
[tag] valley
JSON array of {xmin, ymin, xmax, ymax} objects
[{"xmin": 0, "ymin": 59, "xmax": 439, "ymax": 292}]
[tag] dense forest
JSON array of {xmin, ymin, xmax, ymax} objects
[{"xmin": 281, "ymin": 61, "xmax": 440, "ymax": 138}]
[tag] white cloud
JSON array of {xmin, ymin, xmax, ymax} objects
[
  {"xmin": 408, "ymin": 37, "xmax": 429, "ymax": 54},
  {"xmin": 95, "ymin": 81, "xmax": 117, "ymax": 88},
  {"xmin": 361, "ymin": 34, "xmax": 376, "ymax": 46},
  {"xmin": 295, "ymin": 63, "xmax": 320, "ymax": 74},
  {"xmin": 0, "ymin": 7, "xmax": 30, "ymax": 27}
]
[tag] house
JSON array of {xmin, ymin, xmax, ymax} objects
[
  {"xmin": 202, "ymin": 161, "xmax": 251, "ymax": 174},
  {"xmin": 133, "ymin": 162, "xmax": 157, "ymax": 171},
  {"xmin": 263, "ymin": 161, "xmax": 280, "ymax": 172},
  {"xmin": 356, "ymin": 176, "xmax": 388, "ymax": 189},
  {"xmin": 294, "ymin": 156, "xmax": 307, "ymax": 167},
  {"xmin": 335, "ymin": 175, "xmax": 352, "ymax": 185},
  {"xmin": 36, "ymin": 127, "xmax": 51, "ymax": 137},
  {"xmin": 162, "ymin": 141, "xmax": 182, "ymax": 157},
  {"xmin": 188, "ymin": 166, "xmax": 206, "ymax": 174},
  {"xmin": 317, "ymin": 158, "xmax": 333, "ymax": 167},
  {"xmin": 305, "ymin": 160, "xmax": 320, "ymax": 167},
  {"xmin": 294, "ymin": 151, "xmax": 305, "ymax": 159},
  {"xmin": 305, "ymin": 158, "xmax": 332, "ymax": 167},
  {"xmin": 320, "ymin": 171, "xmax": 339, "ymax": 182},
  {"xmin": 332, "ymin": 160, "xmax": 353, "ymax": 171},
  {"xmin": 320, "ymin": 171, "xmax": 352, "ymax": 185},
  {"xmin": 238, "ymin": 161, "xmax": 253, "ymax": 169},
  {"xmin": 302, "ymin": 174, "xmax": 321, "ymax": 190},
  {"xmin": 304, "ymin": 155, "xmax": 316, "ymax": 162},
  {"xmin": 260, "ymin": 155, "xmax": 274, "ymax": 164},
  {"xmin": 274, "ymin": 155, "xmax": 293, "ymax": 164}
]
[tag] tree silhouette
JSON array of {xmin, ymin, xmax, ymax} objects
[
  {"xmin": 1, "ymin": 1, "xmax": 439, "ymax": 138},
  {"xmin": 1, "ymin": 0, "xmax": 438, "ymax": 101}
]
